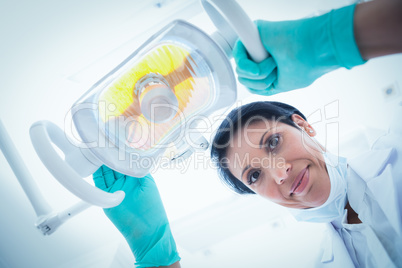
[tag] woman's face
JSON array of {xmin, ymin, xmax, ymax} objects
[{"xmin": 226, "ymin": 114, "xmax": 330, "ymax": 209}]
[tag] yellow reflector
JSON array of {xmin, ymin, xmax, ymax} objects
[{"xmin": 97, "ymin": 42, "xmax": 215, "ymax": 151}]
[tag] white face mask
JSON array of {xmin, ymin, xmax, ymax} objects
[{"xmin": 287, "ymin": 152, "xmax": 348, "ymax": 223}]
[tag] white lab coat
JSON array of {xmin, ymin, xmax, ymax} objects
[{"xmin": 330, "ymin": 105, "xmax": 402, "ymax": 267}]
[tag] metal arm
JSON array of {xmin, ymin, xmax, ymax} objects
[
  {"xmin": 0, "ymin": 119, "xmax": 52, "ymax": 217},
  {"xmin": 0, "ymin": 119, "xmax": 91, "ymax": 235}
]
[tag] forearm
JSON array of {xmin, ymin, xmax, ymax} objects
[{"xmin": 354, "ymin": 0, "xmax": 402, "ymax": 60}]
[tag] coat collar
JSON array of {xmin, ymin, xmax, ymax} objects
[
  {"xmin": 348, "ymin": 147, "xmax": 393, "ymax": 179},
  {"xmin": 347, "ymin": 147, "xmax": 401, "ymax": 235}
]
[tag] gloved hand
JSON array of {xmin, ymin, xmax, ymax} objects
[
  {"xmin": 233, "ymin": 4, "xmax": 365, "ymax": 95},
  {"xmin": 93, "ymin": 166, "xmax": 180, "ymax": 268}
]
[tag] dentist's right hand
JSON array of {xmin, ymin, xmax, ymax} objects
[
  {"xmin": 233, "ymin": 4, "xmax": 365, "ymax": 95},
  {"xmin": 93, "ymin": 166, "xmax": 180, "ymax": 268}
]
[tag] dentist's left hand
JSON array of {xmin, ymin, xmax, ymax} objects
[{"xmin": 93, "ymin": 165, "xmax": 180, "ymax": 268}]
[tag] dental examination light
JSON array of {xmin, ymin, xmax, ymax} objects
[{"xmin": 2, "ymin": 0, "xmax": 268, "ymax": 234}]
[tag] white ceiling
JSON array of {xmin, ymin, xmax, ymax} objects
[{"xmin": 1, "ymin": 0, "xmax": 401, "ymax": 267}]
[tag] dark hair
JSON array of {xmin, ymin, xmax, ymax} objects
[{"xmin": 210, "ymin": 101, "xmax": 307, "ymax": 194}]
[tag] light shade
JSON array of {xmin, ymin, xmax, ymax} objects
[{"xmin": 71, "ymin": 20, "xmax": 237, "ymax": 177}]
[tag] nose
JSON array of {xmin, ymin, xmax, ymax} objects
[{"xmin": 271, "ymin": 162, "xmax": 291, "ymax": 185}]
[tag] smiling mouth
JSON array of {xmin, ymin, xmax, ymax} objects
[{"xmin": 290, "ymin": 166, "xmax": 309, "ymax": 195}]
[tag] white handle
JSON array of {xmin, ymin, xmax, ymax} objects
[
  {"xmin": 201, "ymin": 0, "xmax": 269, "ymax": 62},
  {"xmin": 29, "ymin": 121, "xmax": 125, "ymax": 208}
]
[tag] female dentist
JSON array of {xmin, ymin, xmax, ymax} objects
[{"xmin": 93, "ymin": 0, "xmax": 402, "ymax": 267}]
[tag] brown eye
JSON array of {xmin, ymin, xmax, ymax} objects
[
  {"xmin": 248, "ymin": 170, "xmax": 261, "ymax": 185},
  {"xmin": 267, "ymin": 134, "xmax": 280, "ymax": 151}
]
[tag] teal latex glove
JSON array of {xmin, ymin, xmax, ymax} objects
[
  {"xmin": 93, "ymin": 166, "xmax": 180, "ymax": 268},
  {"xmin": 233, "ymin": 4, "xmax": 365, "ymax": 95}
]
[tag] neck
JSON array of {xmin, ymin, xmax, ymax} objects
[{"xmin": 345, "ymin": 202, "xmax": 362, "ymax": 224}]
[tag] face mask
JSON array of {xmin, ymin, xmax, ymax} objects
[{"xmin": 287, "ymin": 152, "xmax": 348, "ymax": 223}]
